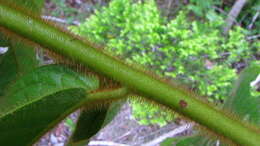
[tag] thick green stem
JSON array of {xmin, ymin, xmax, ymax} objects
[{"xmin": 0, "ymin": 3, "xmax": 259, "ymax": 146}]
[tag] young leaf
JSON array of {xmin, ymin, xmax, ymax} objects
[
  {"xmin": 0, "ymin": 65, "xmax": 99, "ymax": 146},
  {"xmin": 68, "ymin": 93, "xmax": 127, "ymax": 145},
  {"xmin": 67, "ymin": 108, "xmax": 108, "ymax": 146}
]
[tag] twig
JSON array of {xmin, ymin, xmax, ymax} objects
[
  {"xmin": 134, "ymin": 123, "xmax": 176, "ymax": 143},
  {"xmin": 213, "ymin": 6, "xmax": 227, "ymax": 14},
  {"xmin": 212, "ymin": 6, "xmax": 240, "ymax": 25},
  {"xmin": 141, "ymin": 123, "xmax": 194, "ymax": 146},
  {"xmin": 114, "ymin": 131, "xmax": 132, "ymax": 141},
  {"xmin": 223, "ymin": 0, "xmax": 247, "ymax": 35},
  {"xmin": 248, "ymin": 11, "xmax": 260, "ymax": 30},
  {"xmin": 246, "ymin": 34, "xmax": 260, "ymax": 40},
  {"xmin": 165, "ymin": 0, "xmax": 173, "ymax": 17},
  {"xmin": 88, "ymin": 140, "xmax": 129, "ymax": 146},
  {"xmin": 41, "ymin": 16, "xmax": 80, "ymax": 25}
]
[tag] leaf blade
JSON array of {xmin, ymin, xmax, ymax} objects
[
  {"xmin": 224, "ymin": 63, "xmax": 260, "ymax": 124},
  {"xmin": 0, "ymin": 65, "xmax": 99, "ymax": 146}
]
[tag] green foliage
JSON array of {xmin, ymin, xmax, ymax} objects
[
  {"xmin": 70, "ymin": 0, "xmax": 254, "ymax": 126},
  {"xmin": 131, "ymin": 98, "xmax": 174, "ymax": 126}
]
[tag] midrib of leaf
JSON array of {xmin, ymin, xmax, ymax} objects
[
  {"xmin": 0, "ymin": 65, "xmax": 101, "ymax": 146},
  {"xmin": 0, "ymin": 86, "xmax": 86, "ymax": 119},
  {"xmin": 0, "ymin": 88, "xmax": 87, "ymax": 146},
  {"xmin": 30, "ymin": 88, "xmax": 89, "ymax": 145},
  {"xmin": 0, "ymin": 65, "xmax": 98, "ymax": 118},
  {"xmin": 32, "ymin": 87, "xmax": 129, "ymax": 145}
]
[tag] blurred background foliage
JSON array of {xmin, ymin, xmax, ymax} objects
[{"xmin": 45, "ymin": 0, "xmax": 259, "ymax": 126}]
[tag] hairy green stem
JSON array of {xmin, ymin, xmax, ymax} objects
[{"xmin": 0, "ymin": 3, "xmax": 259, "ymax": 146}]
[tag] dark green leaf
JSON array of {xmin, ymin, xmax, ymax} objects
[
  {"xmin": 67, "ymin": 100, "xmax": 125, "ymax": 146},
  {"xmin": 0, "ymin": 49, "xmax": 18, "ymax": 96},
  {"xmin": 0, "ymin": 65, "xmax": 99, "ymax": 146},
  {"xmin": 0, "ymin": 35, "xmax": 38, "ymax": 96},
  {"xmin": 0, "ymin": 0, "xmax": 44, "ymax": 94},
  {"xmin": 68, "ymin": 108, "xmax": 108, "ymax": 146}
]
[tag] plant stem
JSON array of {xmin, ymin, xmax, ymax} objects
[
  {"xmin": 0, "ymin": 3, "xmax": 259, "ymax": 146},
  {"xmin": 85, "ymin": 87, "xmax": 129, "ymax": 103}
]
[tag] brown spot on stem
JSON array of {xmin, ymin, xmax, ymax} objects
[{"xmin": 179, "ymin": 100, "xmax": 188, "ymax": 108}]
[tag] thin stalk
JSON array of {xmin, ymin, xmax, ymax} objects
[
  {"xmin": 0, "ymin": 3, "xmax": 259, "ymax": 146},
  {"xmin": 85, "ymin": 87, "xmax": 129, "ymax": 103}
]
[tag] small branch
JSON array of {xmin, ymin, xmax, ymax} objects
[
  {"xmin": 165, "ymin": 0, "xmax": 173, "ymax": 17},
  {"xmin": 213, "ymin": 6, "xmax": 227, "ymax": 15},
  {"xmin": 248, "ymin": 11, "xmax": 260, "ymax": 30},
  {"xmin": 141, "ymin": 123, "xmax": 194, "ymax": 146},
  {"xmin": 41, "ymin": 15, "xmax": 80, "ymax": 25},
  {"xmin": 223, "ymin": 0, "xmax": 247, "ymax": 35},
  {"xmin": 88, "ymin": 140, "xmax": 129, "ymax": 146},
  {"xmin": 246, "ymin": 34, "xmax": 260, "ymax": 40},
  {"xmin": 133, "ymin": 123, "xmax": 177, "ymax": 144},
  {"xmin": 212, "ymin": 6, "xmax": 240, "ymax": 25}
]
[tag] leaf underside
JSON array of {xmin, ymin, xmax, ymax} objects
[
  {"xmin": 68, "ymin": 108, "xmax": 108, "ymax": 145},
  {"xmin": 68, "ymin": 98, "xmax": 126, "ymax": 145},
  {"xmin": 0, "ymin": 65, "xmax": 99, "ymax": 146}
]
